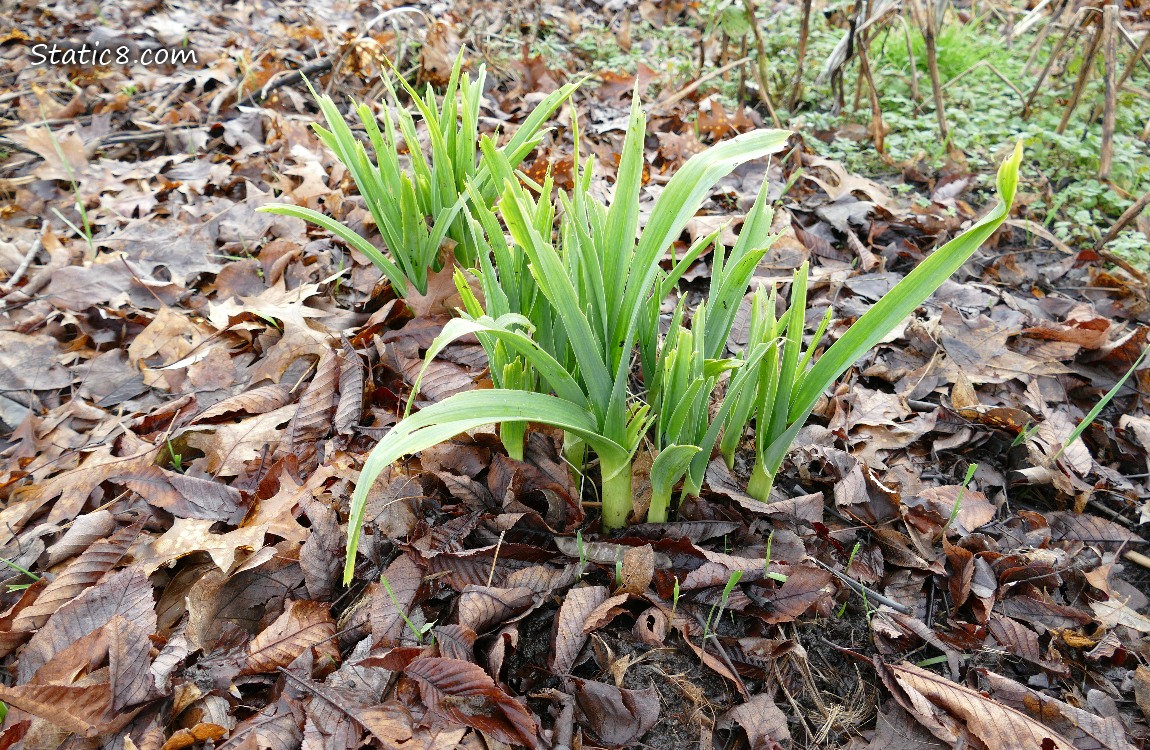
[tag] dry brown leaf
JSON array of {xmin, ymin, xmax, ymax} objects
[
  {"xmin": 1091, "ymin": 598, "xmax": 1150, "ymax": 632},
  {"xmin": 406, "ymin": 656, "xmax": 540, "ymax": 749},
  {"xmin": 12, "ymin": 522, "xmax": 140, "ymax": 631},
  {"xmin": 1046, "ymin": 512, "xmax": 1145, "ymax": 551},
  {"xmin": 183, "ymin": 402, "xmax": 296, "ymax": 476},
  {"xmin": 719, "ymin": 693, "xmax": 791, "ymax": 748},
  {"xmin": 133, "ymin": 518, "xmax": 266, "ymax": 575},
  {"xmin": 760, "ymin": 566, "xmax": 832, "ymax": 624},
  {"xmin": 114, "ymin": 465, "xmax": 244, "ymax": 521},
  {"xmin": 618, "ymin": 544, "xmax": 655, "ymax": 595},
  {"xmin": 299, "ymin": 501, "xmax": 344, "ymax": 601},
  {"xmin": 191, "ymin": 384, "xmax": 293, "ymax": 423},
  {"xmin": 913, "ymin": 485, "xmax": 995, "ymax": 536},
  {"xmin": 881, "ymin": 659, "xmax": 1075, "ymax": 749},
  {"xmin": 568, "ymin": 677, "xmax": 659, "ymax": 748},
  {"xmin": 371, "ymin": 554, "xmax": 424, "ymax": 647},
  {"xmin": 943, "ymin": 538, "xmax": 974, "ymax": 608},
  {"xmin": 334, "ymin": 340, "xmax": 365, "ymax": 434},
  {"xmin": 19, "ymin": 568, "xmax": 155, "ymax": 684},
  {"xmin": 283, "ymin": 347, "xmax": 339, "ymax": 451},
  {"xmin": 987, "ymin": 616, "xmax": 1070, "ymax": 678},
  {"xmin": 997, "ymin": 593, "xmax": 1093, "ymax": 630},
  {"xmin": 457, "ymin": 585, "xmax": 536, "ymax": 633},
  {"xmin": 581, "ymin": 593, "xmax": 631, "ymax": 634},
  {"xmin": 979, "ymin": 669, "xmax": 1134, "ymax": 750},
  {"xmin": 434, "ymin": 624, "xmax": 477, "ymax": 662},
  {"xmin": 550, "ymin": 586, "xmax": 608, "ymax": 675},
  {"xmin": 42, "ymin": 510, "xmax": 116, "ymax": 567},
  {"xmin": 244, "ymin": 599, "xmax": 339, "ymax": 675},
  {"xmin": 1134, "ymin": 666, "xmax": 1150, "ymax": 723}
]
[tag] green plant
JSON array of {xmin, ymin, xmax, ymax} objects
[
  {"xmin": 723, "ymin": 143, "xmax": 1023, "ymax": 502},
  {"xmin": 704, "ymin": 569, "xmax": 743, "ymax": 638},
  {"xmin": 576, "ymin": 529, "xmax": 587, "ymax": 578},
  {"xmin": 916, "ymin": 654, "xmax": 950, "ymax": 668},
  {"xmin": 381, "ymin": 574, "xmax": 434, "ymax": 644},
  {"xmin": 344, "ymin": 95, "xmax": 788, "ymax": 583},
  {"xmin": 166, "ymin": 436, "xmax": 184, "ymax": 473},
  {"xmin": 1053, "ymin": 346, "xmax": 1148, "ymax": 463},
  {"xmin": 943, "ymin": 462, "xmax": 978, "ymax": 536},
  {"xmin": 645, "ymin": 184, "xmax": 780, "ymax": 521},
  {"xmin": 0, "ymin": 557, "xmax": 40, "ymax": 583},
  {"xmin": 838, "ymin": 541, "xmax": 864, "ymax": 618},
  {"xmin": 764, "ymin": 530, "xmax": 787, "ymax": 583},
  {"xmin": 42, "ymin": 124, "xmax": 94, "ymax": 259},
  {"xmin": 260, "ymin": 57, "xmax": 578, "ymax": 296},
  {"xmin": 1011, "ymin": 422, "xmax": 1041, "ymax": 447},
  {"xmin": 451, "ymin": 149, "xmax": 561, "ymax": 460}
]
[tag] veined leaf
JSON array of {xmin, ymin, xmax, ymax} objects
[{"xmin": 345, "ymin": 390, "xmax": 629, "ymax": 584}]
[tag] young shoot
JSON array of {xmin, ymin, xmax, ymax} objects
[
  {"xmin": 381, "ymin": 575, "xmax": 434, "ymax": 645},
  {"xmin": 941, "ymin": 462, "xmax": 979, "ymax": 538},
  {"xmin": 764, "ymin": 530, "xmax": 787, "ymax": 583},
  {"xmin": 704, "ymin": 570, "xmax": 744, "ymax": 639},
  {"xmin": 1053, "ymin": 346, "xmax": 1148, "ymax": 462}
]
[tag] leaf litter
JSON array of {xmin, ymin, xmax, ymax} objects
[{"xmin": 1, "ymin": 0, "xmax": 1150, "ymax": 748}]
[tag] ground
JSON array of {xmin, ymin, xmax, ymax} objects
[{"xmin": 1, "ymin": 0, "xmax": 1149, "ymax": 748}]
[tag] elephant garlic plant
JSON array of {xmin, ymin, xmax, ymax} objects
[
  {"xmin": 335, "ymin": 71, "xmax": 1024, "ymax": 585},
  {"xmin": 344, "ymin": 95, "xmax": 789, "ymax": 582},
  {"xmin": 259, "ymin": 56, "xmax": 578, "ymax": 296}
]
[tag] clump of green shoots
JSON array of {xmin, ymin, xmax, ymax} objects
[
  {"xmin": 260, "ymin": 56, "xmax": 578, "ymax": 296},
  {"xmin": 720, "ymin": 143, "xmax": 1024, "ymax": 503},
  {"xmin": 348, "ymin": 93, "xmax": 788, "ymax": 583},
  {"xmin": 334, "ymin": 68, "xmax": 1024, "ymax": 584}
]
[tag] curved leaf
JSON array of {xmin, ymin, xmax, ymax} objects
[
  {"xmin": 258, "ymin": 204, "xmax": 407, "ymax": 293},
  {"xmin": 791, "ymin": 142, "xmax": 1023, "ymax": 420},
  {"xmin": 346, "ymin": 390, "xmax": 628, "ymax": 584}
]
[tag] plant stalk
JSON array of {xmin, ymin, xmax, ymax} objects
[
  {"xmin": 563, "ymin": 432, "xmax": 587, "ymax": 470},
  {"xmin": 600, "ymin": 456, "xmax": 633, "ymax": 530},
  {"xmin": 501, "ymin": 422, "xmax": 526, "ymax": 462},
  {"xmin": 648, "ymin": 486, "xmax": 671, "ymax": 524},
  {"xmin": 747, "ymin": 458, "xmax": 774, "ymax": 501}
]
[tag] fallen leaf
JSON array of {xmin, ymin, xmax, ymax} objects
[
  {"xmin": 979, "ymin": 668, "xmax": 1134, "ymax": 750},
  {"xmin": 568, "ymin": 677, "xmax": 659, "ymax": 748},
  {"xmin": 133, "ymin": 518, "xmax": 266, "ymax": 575},
  {"xmin": 618, "ymin": 544, "xmax": 655, "ymax": 595},
  {"xmin": 881, "ymin": 659, "xmax": 1075, "ymax": 749},
  {"xmin": 244, "ymin": 599, "xmax": 339, "ymax": 675},
  {"xmin": 1091, "ymin": 598, "xmax": 1150, "ymax": 632},
  {"xmin": 719, "ymin": 693, "xmax": 790, "ymax": 748},
  {"xmin": 406, "ymin": 656, "xmax": 540, "ymax": 749},
  {"xmin": 548, "ymin": 585, "xmax": 607, "ymax": 676},
  {"xmin": 759, "ymin": 566, "xmax": 832, "ymax": 624}
]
